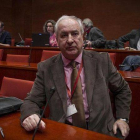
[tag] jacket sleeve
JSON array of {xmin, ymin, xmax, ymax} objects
[
  {"xmin": 106, "ymin": 53, "xmax": 132, "ymax": 120},
  {"xmin": 118, "ymin": 30, "xmax": 136, "ymax": 48},
  {"xmin": 89, "ymin": 27, "xmax": 106, "ymax": 48},
  {"xmin": 20, "ymin": 62, "xmax": 46, "ymax": 122}
]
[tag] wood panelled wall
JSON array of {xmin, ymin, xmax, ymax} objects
[
  {"xmin": 0, "ymin": 0, "xmax": 12, "ymax": 35},
  {"xmin": 1, "ymin": 0, "xmax": 140, "ymax": 42}
]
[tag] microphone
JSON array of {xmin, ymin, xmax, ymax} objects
[
  {"xmin": 17, "ymin": 33, "xmax": 25, "ymax": 46},
  {"xmin": 18, "ymin": 33, "xmax": 24, "ymax": 42},
  {"xmin": 32, "ymin": 87, "xmax": 55, "ymax": 140},
  {"xmin": 28, "ymin": 48, "xmax": 32, "ymax": 67}
]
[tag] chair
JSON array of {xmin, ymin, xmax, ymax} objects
[
  {"xmin": 134, "ymin": 67, "xmax": 140, "ymax": 72},
  {"xmin": 25, "ymin": 38, "xmax": 32, "ymax": 46},
  {"xmin": 0, "ymin": 77, "xmax": 34, "ymax": 100},
  {"xmin": 109, "ymin": 53, "xmax": 116, "ymax": 65},
  {"xmin": 6, "ymin": 54, "xmax": 29, "ymax": 63},
  {"xmin": 41, "ymin": 50, "xmax": 60, "ymax": 61},
  {"xmin": 0, "ymin": 49, "xmax": 3, "ymax": 61},
  {"xmin": 11, "ymin": 39, "xmax": 15, "ymax": 46}
]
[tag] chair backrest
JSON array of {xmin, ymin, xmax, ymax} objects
[
  {"xmin": 109, "ymin": 53, "xmax": 116, "ymax": 65},
  {"xmin": 11, "ymin": 39, "xmax": 15, "ymax": 46},
  {"xmin": 0, "ymin": 49, "xmax": 3, "ymax": 61},
  {"xmin": 134, "ymin": 67, "xmax": 140, "ymax": 72},
  {"xmin": 41, "ymin": 50, "xmax": 60, "ymax": 61},
  {"xmin": 0, "ymin": 77, "xmax": 34, "ymax": 100},
  {"xmin": 6, "ymin": 54, "xmax": 29, "ymax": 63},
  {"xmin": 25, "ymin": 38, "xmax": 32, "ymax": 46}
]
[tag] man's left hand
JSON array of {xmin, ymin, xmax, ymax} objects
[{"xmin": 113, "ymin": 119, "xmax": 130, "ymax": 139}]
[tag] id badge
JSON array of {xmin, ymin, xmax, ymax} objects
[{"xmin": 66, "ymin": 104, "xmax": 77, "ymax": 117}]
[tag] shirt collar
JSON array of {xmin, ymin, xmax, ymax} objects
[{"xmin": 61, "ymin": 51, "xmax": 83, "ymax": 67}]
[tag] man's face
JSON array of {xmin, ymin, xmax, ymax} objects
[{"xmin": 56, "ymin": 19, "xmax": 83, "ymax": 60}]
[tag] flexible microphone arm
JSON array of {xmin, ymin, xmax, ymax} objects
[
  {"xmin": 18, "ymin": 33, "xmax": 24, "ymax": 42},
  {"xmin": 32, "ymin": 87, "xmax": 55, "ymax": 140},
  {"xmin": 28, "ymin": 48, "xmax": 32, "ymax": 67}
]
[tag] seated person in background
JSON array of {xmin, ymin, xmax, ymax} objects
[
  {"xmin": 0, "ymin": 21, "xmax": 11, "ymax": 46},
  {"xmin": 82, "ymin": 18, "xmax": 106, "ymax": 48},
  {"xmin": 21, "ymin": 15, "xmax": 131, "ymax": 139},
  {"xmin": 43, "ymin": 20, "xmax": 58, "ymax": 47},
  {"xmin": 118, "ymin": 29, "xmax": 140, "ymax": 50}
]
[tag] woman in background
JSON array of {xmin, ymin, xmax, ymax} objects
[{"xmin": 43, "ymin": 20, "xmax": 58, "ymax": 47}]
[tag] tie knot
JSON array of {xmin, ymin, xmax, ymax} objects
[{"xmin": 71, "ymin": 61, "xmax": 76, "ymax": 68}]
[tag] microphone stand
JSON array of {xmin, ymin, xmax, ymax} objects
[
  {"xmin": 32, "ymin": 87, "xmax": 55, "ymax": 140},
  {"xmin": 28, "ymin": 47, "xmax": 32, "ymax": 67}
]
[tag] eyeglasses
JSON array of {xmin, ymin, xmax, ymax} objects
[{"xmin": 46, "ymin": 26, "xmax": 53, "ymax": 28}]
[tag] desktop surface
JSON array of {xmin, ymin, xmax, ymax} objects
[{"xmin": 0, "ymin": 112, "xmax": 119, "ymax": 140}]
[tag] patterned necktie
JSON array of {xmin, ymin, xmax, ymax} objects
[{"xmin": 71, "ymin": 61, "xmax": 86, "ymax": 129}]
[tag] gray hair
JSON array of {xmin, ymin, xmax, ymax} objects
[
  {"xmin": 55, "ymin": 15, "xmax": 84, "ymax": 36},
  {"xmin": 82, "ymin": 18, "xmax": 93, "ymax": 28}
]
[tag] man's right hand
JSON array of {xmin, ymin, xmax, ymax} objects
[{"xmin": 22, "ymin": 114, "xmax": 46, "ymax": 131}]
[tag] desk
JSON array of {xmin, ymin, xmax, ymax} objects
[
  {"xmin": 119, "ymin": 70, "xmax": 140, "ymax": 140},
  {"xmin": 1, "ymin": 61, "xmax": 140, "ymax": 87},
  {"xmin": 0, "ymin": 61, "xmax": 37, "ymax": 87},
  {"xmin": 0, "ymin": 46, "xmax": 60, "ymax": 63},
  {"xmin": 91, "ymin": 48, "xmax": 140, "ymax": 69},
  {"xmin": 0, "ymin": 112, "xmax": 119, "ymax": 140},
  {"xmin": 0, "ymin": 63, "xmax": 139, "ymax": 140},
  {"xmin": 1, "ymin": 46, "xmax": 140, "ymax": 68},
  {"xmin": 119, "ymin": 70, "xmax": 140, "ymax": 82}
]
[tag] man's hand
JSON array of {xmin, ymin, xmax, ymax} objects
[
  {"xmin": 125, "ymin": 47, "xmax": 136, "ymax": 51},
  {"xmin": 113, "ymin": 119, "xmax": 130, "ymax": 139},
  {"xmin": 85, "ymin": 40, "xmax": 92, "ymax": 47},
  {"xmin": 22, "ymin": 114, "xmax": 46, "ymax": 131},
  {"xmin": 0, "ymin": 43, "xmax": 10, "ymax": 46}
]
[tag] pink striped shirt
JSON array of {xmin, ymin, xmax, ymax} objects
[{"xmin": 61, "ymin": 52, "xmax": 89, "ymax": 123}]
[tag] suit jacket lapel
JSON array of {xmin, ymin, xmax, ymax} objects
[
  {"xmin": 83, "ymin": 50, "xmax": 97, "ymax": 108},
  {"xmin": 51, "ymin": 54, "xmax": 67, "ymax": 114},
  {"xmin": 50, "ymin": 51, "xmax": 97, "ymax": 115}
]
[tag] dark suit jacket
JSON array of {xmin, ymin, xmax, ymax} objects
[
  {"xmin": 20, "ymin": 50, "xmax": 131, "ymax": 137},
  {"xmin": 118, "ymin": 29, "xmax": 140, "ymax": 50},
  {"xmin": 0, "ymin": 31, "xmax": 11, "ymax": 45},
  {"xmin": 85, "ymin": 27, "xmax": 106, "ymax": 48}
]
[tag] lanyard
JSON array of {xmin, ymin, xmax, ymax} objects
[{"xmin": 65, "ymin": 61, "xmax": 83, "ymax": 99}]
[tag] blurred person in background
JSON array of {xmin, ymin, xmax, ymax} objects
[
  {"xmin": 82, "ymin": 18, "xmax": 106, "ymax": 48},
  {"xmin": 43, "ymin": 20, "xmax": 58, "ymax": 47},
  {"xmin": 0, "ymin": 21, "xmax": 11, "ymax": 46},
  {"xmin": 118, "ymin": 29, "xmax": 140, "ymax": 50}
]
